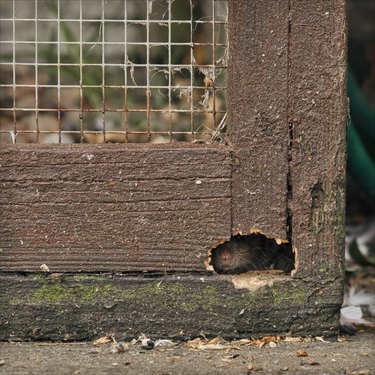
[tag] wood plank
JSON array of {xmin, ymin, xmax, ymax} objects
[
  {"xmin": 288, "ymin": 0, "xmax": 347, "ymax": 276},
  {"xmin": 228, "ymin": 1, "xmax": 290, "ymax": 239},
  {"xmin": 0, "ymin": 144, "xmax": 232, "ymax": 272},
  {"xmin": 0, "ymin": 273, "xmax": 343, "ymax": 340}
]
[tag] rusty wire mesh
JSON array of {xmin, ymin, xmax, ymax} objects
[{"xmin": 0, "ymin": 0, "xmax": 228, "ymax": 144}]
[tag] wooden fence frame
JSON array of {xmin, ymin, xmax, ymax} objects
[{"xmin": 0, "ymin": 0, "xmax": 347, "ymax": 340}]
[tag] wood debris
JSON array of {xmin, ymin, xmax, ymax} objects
[{"xmin": 296, "ymin": 349, "xmax": 308, "ymax": 357}]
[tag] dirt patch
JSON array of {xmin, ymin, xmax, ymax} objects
[{"xmin": 0, "ymin": 332, "xmax": 374, "ymax": 375}]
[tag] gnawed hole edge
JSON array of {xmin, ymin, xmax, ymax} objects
[{"xmin": 205, "ymin": 228, "xmax": 297, "ymax": 276}]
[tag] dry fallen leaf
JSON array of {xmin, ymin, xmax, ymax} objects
[
  {"xmin": 307, "ymin": 359, "xmax": 320, "ymax": 366},
  {"xmin": 283, "ymin": 337, "xmax": 302, "ymax": 343},
  {"xmin": 221, "ymin": 358, "xmax": 234, "ymax": 363},
  {"xmin": 247, "ymin": 363, "xmax": 263, "ymax": 372},
  {"xmin": 337, "ymin": 336, "xmax": 348, "ymax": 343},
  {"xmin": 315, "ymin": 336, "xmax": 326, "ymax": 343},
  {"xmin": 204, "ymin": 77, "xmax": 215, "ymax": 88},
  {"xmin": 255, "ymin": 336, "xmax": 279, "ymax": 347},
  {"xmin": 296, "ymin": 349, "xmax": 308, "ymax": 357},
  {"xmin": 301, "ymin": 359, "xmax": 320, "ymax": 366},
  {"xmin": 155, "ymin": 339, "xmax": 176, "ymax": 348},
  {"xmin": 350, "ymin": 370, "xmax": 370, "ymax": 375},
  {"xmin": 186, "ymin": 337, "xmax": 226, "ymax": 350},
  {"xmin": 93, "ymin": 336, "xmax": 112, "ymax": 346},
  {"xmin": 223, "ymin": 354, "xmax": 240, "ymax": 360}
]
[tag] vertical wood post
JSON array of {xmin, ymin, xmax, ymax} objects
[
  {"xmin": 288, "ymin": 0, "xmax": 347, "ymax": 276},
  {"xmin": 228, "ymin": 0, "xmax": 347, "ymax": 278},
  {"xmin": 228, "ymin": 0, "xmax": 290, "ymax": 239}
]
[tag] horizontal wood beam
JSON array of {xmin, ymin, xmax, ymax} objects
[
  {"xmin": 0, "ymin": 144, "xmax": 232, "ymax": 272},
  {"xmin": 0, "ymin": 273, "xmax": 342, "ymax": 340}
]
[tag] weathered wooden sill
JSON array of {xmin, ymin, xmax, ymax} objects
[{"xmin": 0, "ymin": 272, "xmax": 342, "ymax": 341}]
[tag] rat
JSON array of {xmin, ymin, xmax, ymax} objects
[{"xmin": 210, "ymin": 234, "xmax": 294, "ymax": 274}]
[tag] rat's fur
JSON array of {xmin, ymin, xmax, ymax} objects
[{"xmin": 210, "ymin": 234, "xmax": 294, "ymax": 274}]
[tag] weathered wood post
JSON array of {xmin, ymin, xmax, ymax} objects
[{"xmin": 229, "ymin": 0, "xmax": 347, "ymax": 278}]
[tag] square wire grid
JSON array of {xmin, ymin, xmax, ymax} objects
[{"xmin": 0, "ymin": 0, "xmax": 228, "ymax": 144}]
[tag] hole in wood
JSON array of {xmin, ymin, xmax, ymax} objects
[{"xmin": 210, "ymin": 234, "xmax": 295, "ymax": 275}]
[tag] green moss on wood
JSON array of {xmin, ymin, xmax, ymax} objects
[
  {"xmin": 1, "ymin": 273, "xmax": 343, "ymax": 340},
  {"xmin": 271, "ymin": 288, "xmax": 308, "ymax": 305},
  {"xmin": 9, "ymin": 277, "xmax": 220, "ymax": 309},
  {"xmin": 10, "ymin": 283, "xmax": 120, "ymax": 305},
  {"xmin": 72, "ymin": 274, "xmax": 107, "ymax": 282},
  {"xmin": 332, "ymin": 179, "xmax": 346, "ymax": 240},
  {"xmin": 318, "ymin": 262, "xmax": 329, "ymax": 273},
  {"xmin": 6, "ymin": 274, "xmax": 334, "ymax": 316}
]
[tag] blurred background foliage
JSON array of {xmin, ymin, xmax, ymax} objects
[{"xmin": 347, "ymin": 0, "xmax": 375, "ymax": 223}]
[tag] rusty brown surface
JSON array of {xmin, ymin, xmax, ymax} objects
[
  {"xmin": 287, "ymin": 0, "xmax": 347, "ymax": 276},
  {"xmin": 228, "ymin": 0, "xmax": 290, "ymax": 239},
  {"xmin": 0, "ymin": 144, "xmax": 231, "ymax": 272}
]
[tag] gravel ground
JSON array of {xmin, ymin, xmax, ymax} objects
[{"xmin": 0, "ymin": 332, "xmax": 374, "ymax": 375}]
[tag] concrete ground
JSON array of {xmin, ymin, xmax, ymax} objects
[{"xmin": 0, "ymin": 332, "xmax": 374, "ymax": 375}]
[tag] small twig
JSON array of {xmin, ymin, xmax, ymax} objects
[{"xmin": 210, "ymin": 113, "xmax": 227, "ymax": 143}]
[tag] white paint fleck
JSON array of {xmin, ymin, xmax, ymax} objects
[
  {"xmin": 83, "ymin": 154, "xmax": 94, "ymax": 161},
  {"xmin": 40, "ymin": 264, "xmax": 50, "ymax": 272},
  {"xmin": 195, "ymin": 179, "xmax": 202, "ymax": 185}
]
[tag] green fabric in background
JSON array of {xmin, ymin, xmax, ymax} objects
[{"xmin": 347, "ymin": 67, "xmax": 375, "ymax": 197}]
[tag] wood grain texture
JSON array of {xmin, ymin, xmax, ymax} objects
[
  {"xmin": 0, "ymin": 144, "xmax": 232, "ymax": 272},
  {"xmin": 0, "ymin": 273, "xmax": 342, "ymax": 340},
  {"xmin": 228, "ymin": 0, "xmax": 290, "ymax": 239},
  {"xmin": 287, "ymin": 0, "xmax": 347, "ymax": 276},
  {"xmin": 0, "ymin": 1, "xmax": 348, "ymax": 340}
]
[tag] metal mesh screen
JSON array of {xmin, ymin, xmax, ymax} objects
[{"xmin": 0, "ymin": 0, "xmax": 228, "ymax": 144}]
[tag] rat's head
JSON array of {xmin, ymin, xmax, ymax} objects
[
  {"xmin": 210, "ymin": 234, "xmax": 295, "ymax": 275},
  {"xmin": 210, "ymin": 236, "xmax": 255, "ymax": 274}
]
